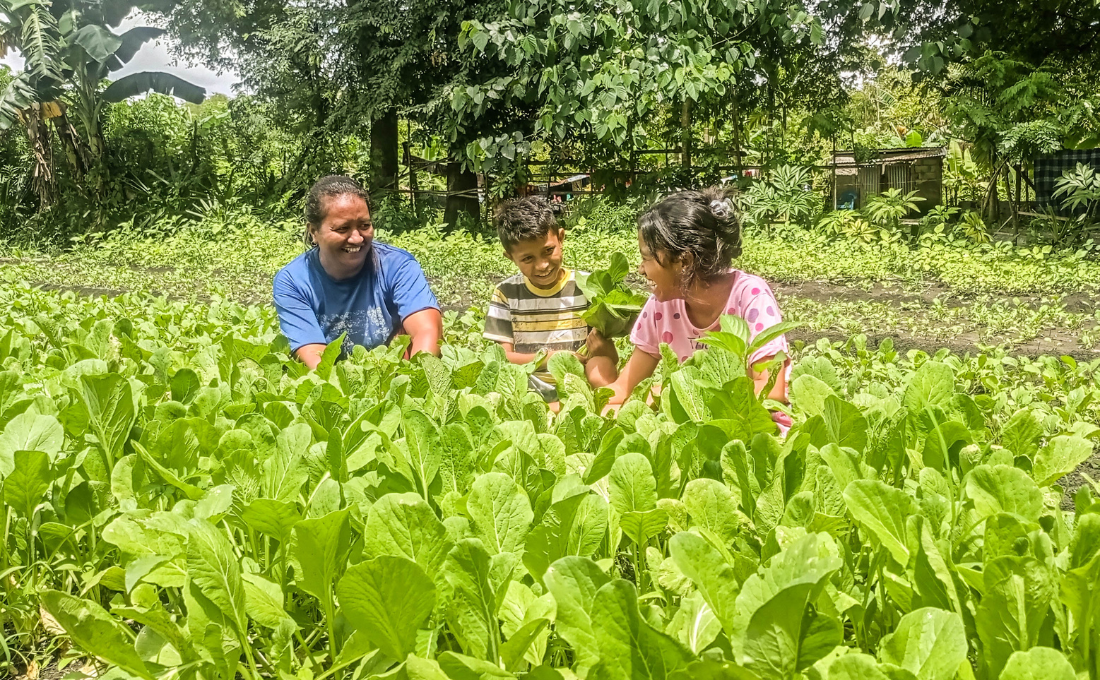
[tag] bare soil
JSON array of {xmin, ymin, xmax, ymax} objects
[{"xmin": 772, "ymin": 279, "xmax": 1099, "ymax": 360}]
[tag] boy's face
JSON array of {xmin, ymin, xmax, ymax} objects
[{"xmin": 506, "ymin": 228, "xmax": 565, "ymax": 289}]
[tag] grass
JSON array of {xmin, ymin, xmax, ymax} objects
[{"xmin": 2, "ymin": 206, "xmax": 1100, "ymax": 355}]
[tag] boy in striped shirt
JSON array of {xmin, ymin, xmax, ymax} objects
[{"xmin": 484, "ymin": 197, "xmax": 618, "ymax": 402}]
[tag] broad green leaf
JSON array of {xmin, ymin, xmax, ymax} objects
[
  {"xmin": 443, "ymin": 538, "xmax": 501, "ymax": 662},
  {"xmin": 591, "ymin": 579, "xmax": 694, "ymax": 680},
  {"xmin": 725, "ymin": 533, "xmax": 844, "ymax": 677},
  {"xmin": 999, "ymin": 647, "xmax": 1075, "ymax": 680},
  {"xmin": 975, "ymin": 556, "xmax": 1056, "ymax": 678},
  {"xmin": 170, "ymin": 368, "xmax": 201, "ymax": 404},
  {"xmin": 912, "ymin": 521, "xmax": 961, "ymax": 614},
  {"xmin": 187, "ymin": 521, "xmax": 249, "ymax": 639},
  {"xmin": 878, "ymin": 608, "xmax": 967, "ymax": 680},
  {"xmin": 133, "ymin": 440, "xmax": 204, "ymax": 500},
  {"xmin": 524, "ymin": 491, "xmax": 608, "ymax": 583},
  {"xmin": 468, "ymin": 472, "xmax": 533, "ymax": 555},
  {"xmin": 242, "ymin": 573, "xmax": 295, "ymax": 630},
  {"xmin": 669, "ymin": 531, "xmax": 741, "ymax": 636},
  {"xmin": 337, "ymin": 556, "xmax": 436, "ymax": 662},
  {"xmin": 790, "ymin": 374, "xmax": 835, "ymax": 418},
  {"xmin": 293, "ymin": 508, "xmax": 352, "ymax": 603},
  {"xmin": 843, "ymin": 480, "xmax": 919, "ymax": 564},
  {"xmin": 1032, "ymin": 436, "xmax": 1092, "ymax": 487},
  {"xmin": 439, "ymin": 423, "xmax": 476, "ymax": 495},
  {"xmin": 609, "ymin": 452, "xmax": 658, "ymax": 515},
  {"xmin": 76, "ymin": 373, "xmax": 136, "ymax": 469},
  {"xmin": 902, "ymin": 362, "xmax": 954, "ymax": 414},
  {"xmin": 742, "ymin": 583, "xmax": 842, "ymax": 679},
  {"xmin": 826, "ymin": 654, "xmax": 890, "ymax": 680},
  {"xmin": 0, "ymin": 412, "xmax": 63, "ymax": 476},
  {"xmin": 585, "ymin": 426, "xmax": 624, "ymax": 484},
  {"xmin": 500, "ymin": 617, "xmax": 549, "ymax": 671},
  {"xmin": 404, "ymin": 409, "xmax": 442, "ymax": 492},
  {"xmin": 437, "ymin": 651, "xmax": 516, "ymax": 678},
  {"xmin": 619, "ymin": 508, "xmax": 669, "ymax": 546},
  {"xmin": 72, "ymin": 24, "xmax": 123, "ymax": 62},
  {"xmin": 499, "ymin": 581, "xmax": 554, "ymax": 666},
  {"xmin": 4, "ymin": 449, "xmax": 51, "ymax": 519},
  {"xmin": 682, "ymin": 478, "xmax": 742, "ymax": 545},
  {"xmin": 405, "ymin": 655, "xmax": 454, "ymax": 680},
  {"xmin": 818, "ymin": 396, "xmax": 868, "ymax": 451},
  {"xmin": 365, "ymin": 492, "xmax": 451, "ymax": 576},
  {"xmin": 41, "ymin": 591, "xmax": 153, "ymax": 680},
  {"xmin": 965, "ymin": 465, "xmax": 1042, "ymax": 522},
  {"xmin": 665, "ymin": 591, "xmax": 721, "ymax": 654},
  {"xmin": 544, "ymin": 557, "xmax": 610, "ymax": 675},
  {"xmin": 1000, "ymin": 409, "xmax": 1042, "ymax": 460},
  {"xmin": 707, "ymin": 377, "xmax": 777, "ymax": 441},
  {"xmin": 241, "ymin": 498, "xmax": 301, "ymax": 545},
  {"xmin": 671, "ymin": 370, "xmax": 710, "ymax": 422}
]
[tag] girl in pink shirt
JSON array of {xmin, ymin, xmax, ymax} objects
[{"xmin": 607, "ymin": 187, "xmax": 791, "ymax": 425}]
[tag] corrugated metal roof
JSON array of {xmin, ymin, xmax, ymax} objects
[{"xmin": 830, "ymin": 147, "xmax": 947, "ymax": 167}]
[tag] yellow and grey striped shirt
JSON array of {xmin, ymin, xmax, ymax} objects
[{"xmin": 483, "ymin": 269, "xmax": 590, "ymax": 395}]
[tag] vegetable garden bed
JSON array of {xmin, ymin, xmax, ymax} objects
[{"xmin": 0, "ymin": 281, "xmax": 1098, "ymax": 680}]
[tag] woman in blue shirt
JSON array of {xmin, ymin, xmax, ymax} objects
[{"xmin": 273, "ymin": 176, "xmax": 443, "ymax": 368}]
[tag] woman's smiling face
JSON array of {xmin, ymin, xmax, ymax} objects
[
  {"xmin": 312, "ymin": 193, "xmax": 373, "ymax": 279},
  {"xmin": 638, "ymin": 230, "xmax": 682, "ymax": 302}
]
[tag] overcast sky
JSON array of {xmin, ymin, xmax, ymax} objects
[{"xmin": 1, "ymin": 11, "xmax": 241, "ymax": 97}]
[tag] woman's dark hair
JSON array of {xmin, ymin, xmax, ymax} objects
[
  {"xmin": 305, "ymin": 175, "xmax": 372, "ymax": 233},
  {"xmin": 637, "ymin": 186, "xmax": 742, "ymax": 289},
  {"xmin": 493, "ymin": 196, "xmax": 560, "ymax": 251}
]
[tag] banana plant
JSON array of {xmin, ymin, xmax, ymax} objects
[{"xmin": 0, "ymin": 0, "xmax": 205, "ymax": 210}]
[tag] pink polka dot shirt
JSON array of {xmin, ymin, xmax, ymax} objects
[{"xmin": 630, "ymin": 270, "xmax": 789, "ymax": 367}]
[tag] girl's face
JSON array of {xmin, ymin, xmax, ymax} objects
[
  {"xmin": 638, "ymin": 231, "xmax": 683, "ymax": 302},
  {"xmin": 312, "ymin": 194, "xmax": 373, "ymax": 279}
]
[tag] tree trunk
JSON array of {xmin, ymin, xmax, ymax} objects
[
  {"xmin": 731, "ymin": 91, "xmax": 742, "ymax": 171},
  {"xmin": 405, "ymin": 141, "xmax": 419, "ymax": 219},
  {"xmin": 681, "ymin": 98, "xmax": 692, "ymax": 180},
  {"xmin": 444, "ymin": 163, "xmax": 479, "ymax": 230},
  {"xmin": 370, "ymin": 108, "xmax": 400, "ymax": 195}
]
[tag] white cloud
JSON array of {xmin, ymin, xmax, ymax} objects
[{"xmin": 1, "ymin": 11, "xmax": 241, "ymax": 97}]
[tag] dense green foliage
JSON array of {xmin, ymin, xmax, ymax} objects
[{"xmin": 0, "ymin": 278, "xmax": 1098, "ymax": 680}]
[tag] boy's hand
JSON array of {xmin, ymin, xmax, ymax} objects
[{"xmin": 586, "ymin": 329, "xmax": 616, "ymax": 358}]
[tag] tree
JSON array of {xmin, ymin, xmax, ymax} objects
[
  {"xmin": 0, "ymin": 0, "xmax": 205, "ymax": 210},
  {"xmin": 446, "ymin": 0, "xmax": 838, "ymax": 189},
  {"xmin": 942, "ymin": 51, "xmax": 1100, "ymax": 223}
]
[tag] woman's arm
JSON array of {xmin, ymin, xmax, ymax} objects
[
  {"xmin": 403, "ymin": 308, "xmax": 444, "ymax": 357},
  {"xmin": 605, "ymin": 349, "xmax": 661, "ymax": 406}
]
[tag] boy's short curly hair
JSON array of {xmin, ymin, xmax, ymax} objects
[{"xmin": 494, "ymin": 196, "xmax": 560, "ymax": 251}]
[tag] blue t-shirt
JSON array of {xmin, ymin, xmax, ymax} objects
[{"xmin": 273, "ymin": 243, "xmax": 439, "ymax": 354}]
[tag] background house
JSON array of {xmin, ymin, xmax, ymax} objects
[{"xmin": 829, "ymin": 147, "xmax": 946, "ymax": 213}]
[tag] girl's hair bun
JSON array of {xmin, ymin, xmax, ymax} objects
[
  {"xmin": 637, "ymin": 185, "xmax": 743, "ymax": 289},
  {"xmin": 709, "ymin": 198, "xmax": 731, "ymax": 221}
]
